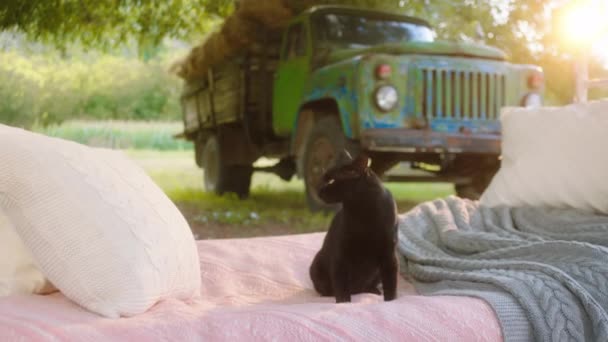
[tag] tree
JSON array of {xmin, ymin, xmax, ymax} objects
[
  {"xmin": 0, "ymin": 1, "xmax": 552, "ymax": 53},
  {"xmin": 1, "ymin": 0, "xmax": 601, "ymax": 103},
  {"xmin": 405, "ymin": 0, "xmax": 590, "ymax": 104},
  {"xmin": 0, "ymin": 0, "xmax": 233, "ymax": 50}
]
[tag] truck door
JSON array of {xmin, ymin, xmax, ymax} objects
[{"xmin": 272, "ymin": 20, "xmax": 310, "ymax": 137}]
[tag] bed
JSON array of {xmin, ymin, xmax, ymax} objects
[
  {"xmin": 0, "ymin": 232, "xmax": 502, "ymax": 341},
  {"xmin": 2, "ymin": 101, "xmax": 608, "ymax": 341}
]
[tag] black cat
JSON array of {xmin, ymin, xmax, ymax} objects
[{"xmin": 309, "ymin": 152, "xmax": 399, "ymax": 303}]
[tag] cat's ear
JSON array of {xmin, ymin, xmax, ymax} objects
[
  {"xmin": 336, "ymin": 149, "xmax": 353, "ymax": 165},
  {"xmin": 352, "ymin": 154, "xmax": 370, "ymax": 171},
  {"xmin": 341, "ymin": 149, "xmax": 353, "ymax": 161}
]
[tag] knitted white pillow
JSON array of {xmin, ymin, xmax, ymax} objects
[
  {"xmin": 0, "ymin": 125, "xmax": 201, "ymax": 318},
  {"xmin": 0, "ymin": 209, "xmax": 56, "ymax": 296},
  {"xmin": 480, "ymin": 100, "xmax": 608, "ymax": 214}
]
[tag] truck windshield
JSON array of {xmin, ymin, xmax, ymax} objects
[{"xmin": 312, "ymin": 13, "xmax": 434, "ymax": 49}]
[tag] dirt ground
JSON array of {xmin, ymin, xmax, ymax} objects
[
  {"xmin": 175, "ymin": 199, "xmax": 425, "ymax": 240},
  {"xmin": 176, "ymin": 202, "xmax": 327, "ymax": 240}
]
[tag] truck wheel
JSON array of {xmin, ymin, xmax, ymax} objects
[
  {"xmin": 301, "ymin": 116, "xmax": 358, "ymax": 212},
  {"xmin": 202, "ymin": 135, "xmax": 253, "ymax": 199},
  {"xmin": 454, "ymin": 165, "xmax": 498, "ymax": 200}
]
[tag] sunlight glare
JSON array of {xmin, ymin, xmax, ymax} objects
[{"xmin": 560, "ymin": 1, "xmax": 607, "ymax": 47}]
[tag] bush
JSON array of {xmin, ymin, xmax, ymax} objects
[
  {"xmin": 35, "ymin": 120, "xmax": 193, "ymax": 150},
  {"xmin": 0, "ymin": 49, "xmax": 183, "ymax": 128}
]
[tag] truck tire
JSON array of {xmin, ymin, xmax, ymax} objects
[
  {"xmin": 301, "ymin": 116, "xmax": 358, "ymax": 212},
  {"xmin": 454, "ymin": 163, "xmax": 498, "ymax": 200},
  {"xmin": 201, "ymin": 135, "xmax": 253, "ymax": 199}
]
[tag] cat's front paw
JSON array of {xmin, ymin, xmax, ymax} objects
[
  {"xmin": 335, "ymin": 295, "xmax": 351, "ymax": 303},
  {"xmin": 383, "ymin": 292, "xmax": 397, "ymax": 301}
]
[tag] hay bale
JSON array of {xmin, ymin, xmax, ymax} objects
[
  {"xmin": 238, "ymin": 0, "xmax": 293, "ymax": 29},
  {"xmin": 172, "ymin": 0, "xmax": 323, "ymax": 80},
  {"xmin": 283, "ymin": 0, "xmax": 321, "ymax": 14},
  {"xmin": 172, "ymin": 32, "xmax": 235, "ymax": 81},
  {"xmin": 206, "ymin": 32, "xmax": 235, "ymax": 64},
  {"xmin": 221, "ymin": 12, "xmax": 261, "ymax": 48}
]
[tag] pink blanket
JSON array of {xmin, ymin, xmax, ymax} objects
[{"xmin": 0, "ymin": 233, "xmax": 502, "ymax": 341}]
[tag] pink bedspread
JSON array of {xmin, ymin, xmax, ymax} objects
[{"xmin": 0, "ymin": 233, "xmax": 502, "ymax": 341}]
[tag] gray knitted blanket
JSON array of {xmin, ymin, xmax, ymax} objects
[{"xmin": 397, "ymin": 196, "xmax": 608, "ymax": 342}]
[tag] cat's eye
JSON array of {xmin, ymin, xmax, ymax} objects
[{"xmin": 327, "ymin": 178, "xmax": 335, "ymax": 185}]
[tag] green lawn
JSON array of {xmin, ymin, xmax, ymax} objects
[
  {"xmin": 126, "ymin": 150, "xmax": 454, "ymax": 237},
  {"xmin": 33, "ymin": 120, "xmax": 454, "ymax": 238},
  {"xmin": 37, "ymin": 121, "xmax": 192, "ymax": 150}
]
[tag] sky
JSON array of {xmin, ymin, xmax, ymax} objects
[
  {"xmin": 594, "ymin": 37, "xmax": 608, "ymax": 69},
  {"xmin": 558, "ymin": 0, "xmax": 608, "ymax": 68},
  {"xmin": 449, "ymin": 0, "xmax": 608, "ymax": 69}
]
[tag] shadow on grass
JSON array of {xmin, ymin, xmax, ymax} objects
[
  {"xmin": 166, "ymin": 186, "xmax": 430, "ymax": 239},
  {"xmin": 167, "ymin": 187, "xmax": 332, "ymax": 236},
  {"xmin": 135, "ymin": 150, "xmax": 454, "ymax": 238}
]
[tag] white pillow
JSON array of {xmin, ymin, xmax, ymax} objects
[
  {"xmin": 0, "ymin": 125, "xmax": 201, "ymax": 318},
  {"xmin": 0, "ymin": 209, "xmax": 56, "ymax": 296},
  {"xmin": 480, "ymin": 100, "xmax": 608, "ymax": 214}
]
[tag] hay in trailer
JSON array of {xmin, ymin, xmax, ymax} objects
[
  {"xmin": 220, "ymin": 13, "xmax": 262, "ymax": 48},
  {"xmin": 239, "ymin": 0, "xmax": 293, "ymax": 29},
  {"xmin": 172, "ymin": 32, "xmax": 235, "ymax": 81},
  {"xmin": 172, "ymin": 0, "xmax": 323, "ymax": 81}
]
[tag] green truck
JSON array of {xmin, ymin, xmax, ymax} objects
[{"xmin": 179, "ymin": 5, "xmax": 544, "ymax": 211}]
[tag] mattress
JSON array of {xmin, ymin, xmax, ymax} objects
[{"xmin": 0, "ymin": 233, "xmax": 502, "ymax": 341}]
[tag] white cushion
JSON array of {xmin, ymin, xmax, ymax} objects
[
  {"xmin": 0, "ymin": 209, "xmax": 56, "ymax": 296},
  {"xmin": 0, "ymin": 125, "xmax": 201, "ymax": 318},
  {"xmin": 480, "ymin": 100, "xmax": 608, "ymax": 214}
]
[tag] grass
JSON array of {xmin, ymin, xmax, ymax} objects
[
  {"xmin": 126, "ymin": 150, "xmax": 454, "ymax": 235},
  {"xmin": 127, "ymin": 150, "xmax": 331, "ymax": 233},
  {"xmin": 36, "ymin": 120, "xmax": 193, "ymax": 150},
  {"xmin": 32, "ymin": 120, "xmax": 455, "ymax": 237}
]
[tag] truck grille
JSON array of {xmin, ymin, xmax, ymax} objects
[{"xmin": 415, "ymin": 68, "xmax": 506, "ymax": 120}]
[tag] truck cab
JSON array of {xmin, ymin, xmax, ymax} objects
[{"xmin": 179, "ymin": 5, "xmax": 544, "ymax": 211}]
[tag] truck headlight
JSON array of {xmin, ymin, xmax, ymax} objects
[
  {"xmin": 523, "ymin": 92, "xmax": 543, "ymax": 108},
  {"xmin": 375, "ymin": 85, "xmax": 398, "ymax": 112}
]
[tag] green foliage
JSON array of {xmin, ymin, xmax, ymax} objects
[
  {"xmin": 1, "ymin": 0, "xmax": 605, "ymax": 114},
  {"xmin": 0, "ymin": 0, "xmax": 228, "ymax": 52},
  {"xmin": 0, "ymin": 45, "xmax": 184, "ymax": 127},
  {"xmin": 34, "ymin": 120, "xmax": 193, "ymax": 150}
]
